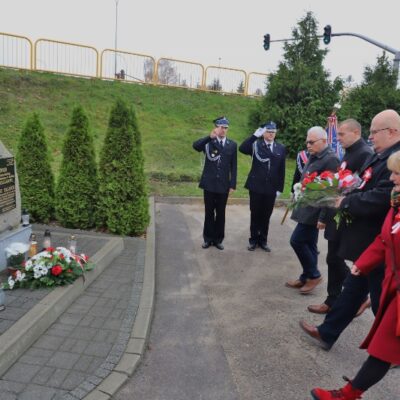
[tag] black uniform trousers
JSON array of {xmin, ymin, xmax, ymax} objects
[
  {"xmin": 203, "ymin": 190, "xmax": 229, "ymax": 244},
  {"xmin": 249, "ymin": 191, "xmax": 276, "ymax": 245},
  {"xmin": 324, "ymin": 239, "xmax": 350, "ymax": 307}
]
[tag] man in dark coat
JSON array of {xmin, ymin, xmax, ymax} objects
[
  {"xmin": 300, "ymin": 109, "xmax": 400, "ymax": 350},
  {"xmin": 307, "ymin": 118, "xmax": 373, "ymax": 314},
  {"xmin": 286, "ymin": 126, "xmax": 339, "ymax": 294},
  {"xmin": 193, "ymin": 116, "xmax": 237, "ymax": 250},
  {"xmin": 239, "ymin": 121, "xmax": 286, "ymax": 252}
]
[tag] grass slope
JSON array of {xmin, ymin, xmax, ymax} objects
[{"xmin": 0, "ymin": 67, "xmax": 295, "ymax": 198}]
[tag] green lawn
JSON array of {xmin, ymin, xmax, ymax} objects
[{"xmin": 0, "ymin": 67, "xmax": 295, "ymax": 198}]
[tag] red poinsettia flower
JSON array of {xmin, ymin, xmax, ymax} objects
[{"xmin": 51, "ymin": 265, "xmax": 63, "ymax": 276}]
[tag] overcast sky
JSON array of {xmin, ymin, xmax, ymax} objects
[{"xmin": 1, "ymin": 0, "xmax": 399, "ymax": 85}]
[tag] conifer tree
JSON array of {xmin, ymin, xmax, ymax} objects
[
  {"xmin": 97, "ymin": 99, "xmax": 149, "ymax": 235},
  {"xmin": 55, "ymin": 106, "xmax": 98, "ymax": 228},
  {"xmin": 250, "ymin": 12, "xmax": 343, "ymax": 156},
  {"xmin": 16, "ymin": 113, "xmax": 55, "ymax": 222}
]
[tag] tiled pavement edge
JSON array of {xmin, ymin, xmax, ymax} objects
[
  {"xmin": 81, "ymin": 196, "xmax": 155, "ymax": 400},
  {"xmin": 0, "ymin": 197, "xmax": 155, "ymax": 399},
  {"xmin": 0, "ymin": 236, "xmax": 124, "ymax": 378}
]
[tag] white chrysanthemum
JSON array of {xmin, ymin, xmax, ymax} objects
[
  {"xmin": 293, "ymin": 182, "xmax": 303, "ymax": 201},
  {"xmin": 8, "ymin": 276, "xmax": 15, "ymax": 289},
  {"xmin": 25, "ymin": 259, "xmax": 33, "ymax": 271}
]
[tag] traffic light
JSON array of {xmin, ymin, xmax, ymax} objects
[
  {"xmin": 263, "ymin": 34, "xmax": 270, "ymax": 51},
  {"xmin": 323, "ymin": 25, "xmax": 332, "ymax": 45}
]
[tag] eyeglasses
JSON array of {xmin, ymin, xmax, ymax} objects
[
  {"xmin": 369, "ymin": 127, "xmax": 391, "ymax": 135},
  {"xmin": 305, "ymin": 138, "xmax": 324, "ymax": 145}
]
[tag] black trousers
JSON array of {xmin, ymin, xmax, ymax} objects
[
  {"xmin": 318, "ymin": 265, "xmax": 384, "ymax": 346},
  {"xmin": 249, "ymin": 191, "xmax": 276, "ymax": 245},
  {"xmin": 203, "ymin": 190, "xmax": 229, "ymax": 244},
  {"xmin": 324, "ymin": 239, "xmax": 350, "ymax": 307}
]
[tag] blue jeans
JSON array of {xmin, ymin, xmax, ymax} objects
[
  {"xmin": 318, "ymin": 265, "xmax": 384, "ymax": 346},
  {"xmin": 290, "ymin": 223, "xmax": 320, "ymax": 281}
]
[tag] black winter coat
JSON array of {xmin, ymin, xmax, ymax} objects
[
  {"xmin": 324, "ymin": 138, "xmax": 373, "ymax": 240},
  {"xmin": 337, "ymin": 141, "xmax": 400, "ymax": 261}
]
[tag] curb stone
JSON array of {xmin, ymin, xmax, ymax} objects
[{"xmin": 83, "ymin": 197, "xmax": 156, "ymax": 399}]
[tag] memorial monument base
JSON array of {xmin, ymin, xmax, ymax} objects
[{"xmin": 0, "ymin": 225, "xmax": 32, "ymax": 271}]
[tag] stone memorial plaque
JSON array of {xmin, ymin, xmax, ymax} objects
[{"xmin": 0, "ymin": 157, "xmax": 16, "ymax": 214}]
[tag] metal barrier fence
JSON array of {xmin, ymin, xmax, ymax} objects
[
  {"xmin": 0, "ymin": 33, "xmax": 32, "ymax": 70},
  {"xmin": 0, "ymin": 32, "xmax": 268, "ymax": 96},
  {"xmin": 35, "ymin": 39, "xmax": 98, "ymax": 78}
]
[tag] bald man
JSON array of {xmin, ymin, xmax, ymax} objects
[{"xmin": 300, "ymin": 109, "xmax": 400, "ymax": 350}]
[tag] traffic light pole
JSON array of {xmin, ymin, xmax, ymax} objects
[{"xmin": 332, "ymin": 32, "xmax": 400, "ymax": 82}]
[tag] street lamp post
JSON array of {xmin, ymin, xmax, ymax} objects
[{"xmin": 114, "ymin": 0, "xmax": 119, "ymax": 77}]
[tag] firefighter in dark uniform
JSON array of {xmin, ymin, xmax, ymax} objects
[
  {"xmin": 193, "ymin": 116, "xmax": 237, "ymax": 250},
  {"xmin": 239, "ymin": 121, "xmax": 286, "ymax": 251}
]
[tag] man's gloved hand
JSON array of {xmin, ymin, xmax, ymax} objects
[
  {"xmin": 276, "ymin": 191, "xmax": 281, "ymax": 198},
  {"xmin": 253, "ymin": 127, "xmax": 267, "ymax": 138}
]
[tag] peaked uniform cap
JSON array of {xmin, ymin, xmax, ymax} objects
[{"xmin": 213, "ymin": 116, "xmax": 229, "ymax": 127}]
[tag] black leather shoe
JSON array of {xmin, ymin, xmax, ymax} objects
[
  {"xmin": 247, "ymin": 243, "xmax": 257, "ymax": 251},
  {"xmin": 260, "ymin": 243, "xmax": 271, "ymax": 252},
  {"xmin": 214, "ymin": 243, "xmax": 224, "ymax": 250},
  {"xmin": 202, "ymin": 242, "xmax": 211, "ymax": 249}
]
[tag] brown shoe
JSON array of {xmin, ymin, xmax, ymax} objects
[
  {"xmin": 355, "ymin": 297, "xmax": 371, "ymax": 317},
  {"xmin": 285, "ymin": 279, "xmax": 305, "ymax": 289},
  {"xmin": 300, "ymin": 277, "xmax": 322, "ymax": 294},
  {"xmin": 307, "ymin": 303, "xmax": 331, "ymax": 314},
  {"xmin": 299, "ymin": 320, "xmax": 332, "ymax": 350}
]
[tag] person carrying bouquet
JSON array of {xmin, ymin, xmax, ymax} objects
[{"xmin": 286, "ymin": 126, "xmax": 339, "ymax": 294}]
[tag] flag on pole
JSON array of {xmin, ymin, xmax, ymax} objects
[{"xmin": 326, "ymin": 112, "xmax": 343, "ymax": 160}]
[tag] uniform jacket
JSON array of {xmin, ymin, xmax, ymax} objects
[
  {"xmin": 355, "ymin": 207, "xmax": 400, "ymax": 365},
  {"xmin": 291, "ymin": 150, "xmax": 309, "ymax": 192},
  {"xmin": 324, "ymin": 139, "xmax": 373, "ymax": 240},
  {"xmin": 193, "ymin": 136, "xmax": 237, "ymax": 194},
  {"xmin": 291, "ymin": 146, "xmax": 339, "ymax": 226},
  {"xmin": 337, "ymin": 141, "xmax": 400, "ymax": 261},
  {"xmin": 239, "ymin": 136, "xmax": 286, "ymax": 194}
]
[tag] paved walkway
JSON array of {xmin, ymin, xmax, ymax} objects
[
  {"xmin": 0, "ymin": 199, "xmax": 398, "ymax": 400},
  {"xmin": 115, "ymin": 201, "xmax": 398, "ymax": 400},
  {"xmin": 0, "ymin": 197, "xmax": 155, "ymax": 399}
]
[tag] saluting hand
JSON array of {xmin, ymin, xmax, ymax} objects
[{"xmin": 210, "ymin": 128, "xmax": 219, "ymax": 139}]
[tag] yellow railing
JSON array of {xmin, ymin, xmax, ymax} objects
[
  {"xmin": 0, "ymin": 32, "xmax": 268, "ymax": 97},
  {"xmin": 35, "ymin": 38, "xmax": 99, "ymax": 78}
]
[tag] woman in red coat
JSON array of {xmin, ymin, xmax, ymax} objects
[{"xmin": 311, "ymin": 149, "xmax": 400, "ymax": 399}]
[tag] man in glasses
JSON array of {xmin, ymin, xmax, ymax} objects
[
  {"xmin": 300, "ymin": 109, "xmax": 400, "ymax": 350},
  {"xmin": 286, "ymin": 126, "xmax": 339, "ymax": 294},
  {"xmin": 193, "ymin": 116, "xmax": 237, "ymax": 250},
  {"xmin": 239, "ymin": 121, "xmax": 286, "ymax": 252}
]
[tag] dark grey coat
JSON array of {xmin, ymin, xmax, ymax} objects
[{"xmin": 291, "ymin": 146, "xmax": 339, "ymax": 226}]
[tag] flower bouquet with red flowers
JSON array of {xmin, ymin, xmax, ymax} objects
[
  {"xmin": 292, "ymin": 168, "xmax": 368, "ymax": 209},
  {"xmin": 2, "ymin": 247, "xmax": 94, "ymax": 290}
]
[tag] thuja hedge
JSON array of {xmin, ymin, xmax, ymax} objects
[
  {"xmin": 16, "ymin": 113, "xmax": 55, "ymax": 223},
  {"xmin": 16, "ymin": 103, "xmax": 149, "ymax": 235},
  {"xmin": 97, "ymin": 99, "xmax": 149, "ymax": 235},
  {"xmin": 55, "ymin": 106, "xmax": 98, "ymax": 229}
]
